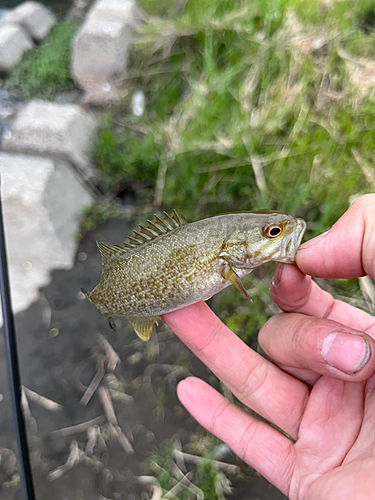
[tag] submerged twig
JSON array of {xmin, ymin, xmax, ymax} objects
[
  {"xmin": 171, "ymin": 462, "xmax": 204, "ymax": 500},
  {"xmin": 48, "ymin": 441, "xmax": 85, "ymax": 481},
  {"xmin": 164, "ymin": 471, "xmax": 195, "ymax": 499},
  {"xmin": 50, "ymin": 416, "xmax": 105, "ymax": 439},
  {"xmin": 48, "ymin": 440, "xmax": 103, "ymax": 481},
  {"xmin": 110, "ymin": 424, "xmax": 134, "ymax": 455},
  {"xmin": 98, "ymin": 386, "xmax": 117, "ymax": 425},
  {"xmin": 173, "ymin": 449, "xmax": 240, "ymax": 475},
  {"xmin": 22, "ymin": 386, "xmax": 63, "ymax": 412},
  {"xmin": 80, "ymin": 364, "xmax": 104, "ymax": 406},
  {"xmin": 108, "ymin": 389, "xmax": 134, "ymax": 404},
  {"xmin": 97, "ymin": 333, "xmax": 121, "ymax": 372}
]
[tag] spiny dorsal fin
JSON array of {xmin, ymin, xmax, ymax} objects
[
  {"xmin": 123, "ymin": 210, "xmax": 186, "ymax": 250},
  {"xmin": 98, "ymin": 211, "xmax": 186, "ymax": 267},
  {"xmin": 97, "ymin": 241, "xmax": 128, "ymax": 269}
]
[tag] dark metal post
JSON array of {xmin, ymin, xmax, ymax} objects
[{"xmin": 0, "ymin": 181, "xmax": 36, "ymax": 500}]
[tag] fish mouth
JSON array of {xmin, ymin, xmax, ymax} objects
[{"xmin": 279, "ymin": 218, "xmax": 307, "ymax": 264}]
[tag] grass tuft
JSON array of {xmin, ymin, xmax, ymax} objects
[{"xmin": 4, "ymin": 22, "xmax": 79, "ymax": 99}]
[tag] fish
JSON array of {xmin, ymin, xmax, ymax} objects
[{"xmin": 82, "ymin": 209, "xmax": 306, "ymax": 341}]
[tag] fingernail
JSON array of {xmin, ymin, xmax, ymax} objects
[
  {"xmin": 271, "ymin": 263, "xmax": 284, "ymax": 288},
  {"xmin": 321, "ymin": 332, "xmax": 370, "ymax": 374},
  {"xmin": 299, "ymin": 231, "xmax": 329, "ymax": 250}
]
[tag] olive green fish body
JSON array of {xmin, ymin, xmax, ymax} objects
[{"xmin": 85, "ymin": 210, "xmax": 306, "ymax": 340}]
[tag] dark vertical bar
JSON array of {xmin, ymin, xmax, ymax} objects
[{"xmin": 0, "ymin": 181, "xmax": 36, "ymax": 500}]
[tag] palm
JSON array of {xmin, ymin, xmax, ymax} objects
[
  {"xmin": 164, "ymin": 294, "xmax": 375, "ymax": 500},
  {"xmin": 291, "ymin": 375, "xmax": 375, "ymax": 499}
]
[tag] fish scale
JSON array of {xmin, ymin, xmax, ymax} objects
[{"xmin": 83, "ymin": 210, "xmax": 306, "ymax": 340}]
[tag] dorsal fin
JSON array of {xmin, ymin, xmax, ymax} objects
[
  {"xmin": 97, "ymin": 241, "xmax": 128, "ymax": 269},
  {"xmin": 97, "ymin": 211, "xmax": 186, "ymax": 268},
  {"xmin": 122, "ymin": 210, "xmax": 186, "ymax": 250}
]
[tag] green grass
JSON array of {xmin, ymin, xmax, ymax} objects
[
  {"xmin": 4, "ymin": 22, "xmax": 79, "ymax": 99},
  {"xmin": 91, "ymin": 0, "xmax": 375, "ymax": 344}
]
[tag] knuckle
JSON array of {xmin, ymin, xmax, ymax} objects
[
  {"xmin": 351, "ymin": 193, "xmax": 375, "ymax": 213},
  {"xmin": 196, "ymin": 317, "xmax": 225, "ymax": 354},
  {"xmin": 239, "ymin": 356, "xmax": 269, "ymax": 400},
  {"xmin": 239, "ymin": 420, "xmax": 258, "ymax": 459}
]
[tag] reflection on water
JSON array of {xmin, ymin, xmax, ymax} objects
[{"xmin": 0, "ymin": 0, "xmax": 73, "ymax": 14}]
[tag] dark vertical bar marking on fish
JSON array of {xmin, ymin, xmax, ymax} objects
[{"xmin": 0, "ymin": 178, "xmax": 36, "ymax": 500}]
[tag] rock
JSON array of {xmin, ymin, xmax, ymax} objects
[
  {"xmin": 87, "ymin": 0, "xmax": 143, "ymax": 24},
  {"xmin": 1, "ymin": 1, "xmax": 56, "ymax": 42},
  {"xmin": 71, "ymin": 0, "xmax": 143, "ymax": 104},
  {"xmin": 2, "ymin": 101, "xmax": 98, "ymax": 177},
  {"xmin": 0, "ymin": 153, "xmax": 93, "ymax": 317},
  {"xmin": 71, "ymin": 18, "xmax": 131, "ymax": 104},
  {"xmin": 0, "ymin": 24, "xmax": 33, "ymax": 72}
]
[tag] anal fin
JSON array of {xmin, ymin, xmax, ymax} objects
[
  {"xmin": 221, "ymin": 264, "xmax": 253, "ymax": 302},
  {"xmin": 127, "ymin": 316, "xmax": 160, "ymax": 341}
]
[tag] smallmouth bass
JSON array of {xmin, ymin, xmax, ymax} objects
[{"xmin": 83, "ymin": 210, "xmax": 306, "ymax": 340}]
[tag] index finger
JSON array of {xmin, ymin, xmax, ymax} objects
[
  {"xmin": 163, "ymin": 301, "xmax": 309, "ymax": 439},
  {"xmin": 296, "ymin": 194, "xmax": 375, "ymax": 279}
]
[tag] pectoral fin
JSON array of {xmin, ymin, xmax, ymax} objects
[
  {"xmin": 127, "ymin": 316, "xmax": 160, "ymax": 341},
  {"xmin": 221, "ymin": 265, "xmax": 253, "ymax": 302}
]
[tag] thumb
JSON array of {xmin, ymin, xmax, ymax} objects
[{"xmin": 296, "ymin": 194, "xmax": 375, "ymax": 280}]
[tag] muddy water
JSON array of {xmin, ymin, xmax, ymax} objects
[{"xmin": 0, "ymin": 218, "xmax": 287, "ymax": 500}]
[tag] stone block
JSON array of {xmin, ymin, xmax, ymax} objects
[
  {"xmin": 0, "ymin": 24, "xmax": 33, "ymax": 72},
  {"xmin": 0, "ymin": 153, "xmax": 93, "ymax": 316},
  {"xmin": 71, "ymin": 0, "xmax": 144, "ymax": 103},
  {"xmin": 2, "ymin": 101, "xmax": 98, "ymax": 176},
  {"xmin": 1, "ymin": 2, "xmax": 56, "ymax": 41},
  {"xmin": 71, "ymin": 18, "xmax": 131, "ymax": 90},
  {"xmin": 87, "ymin": 0, "xmax": 143, "ymax": 25}
]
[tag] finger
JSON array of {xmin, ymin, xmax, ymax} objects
[
  {"xmin": 163, "ymin": 302, "xmax": 309, "ymax": 439},
  {"xmin": 270, "ymin": 264, "xmax": 375, "ymax": 337},
  {"xmin": 258, "ymin": 312, "xmax": 375, "ymax": 381},
  {"xmin": 294, "ymin": 376, "xmax": 365, "ymax": 500},
  {"xmin": 341, "ymin": 375, "xmax": 375, "ymax": 461},
  {"xmin": 296, "ymin": 194, "xmax": 375, "ymax": 279},
  {"xmin": 177, "ymin": 377, "xmax": 293, "ymax": 496}
]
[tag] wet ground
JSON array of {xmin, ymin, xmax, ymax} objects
[{"xmin": 0, "ymin": 218, "xmax": 287, "ymax": 500}]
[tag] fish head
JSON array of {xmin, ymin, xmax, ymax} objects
[
  {"xmin": 245, "ymin": 211, "xmax": 306, "ymax": 267},
  {"xmin": 222, "ymin": 211, "xmax": 306, "ymax": 269}
]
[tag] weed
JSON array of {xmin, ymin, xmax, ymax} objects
[{"xmin": 4, "ymin": 22, "xmax": 79, "ymax": 99}]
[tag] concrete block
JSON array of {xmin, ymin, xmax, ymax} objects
[
  {"xmin": 71, "ymin": 0, "xmax": 144, "ymax": 103},
  {"xmin": 71, "ymin": 18, "xmax": 131, "ymax": 90},
  {"xmin": 2, "ymin": 101, "xmax": 98, "ymax": 176},
  {"xmin": 0, "ymin": 24, "xmax": 33, "ymax": 72},
  {"xmin": 87, "ymin": 0, "xmax": 143, "ymax": 25},
  {"xmin": 0, "ymin": 153, "xmax": 92, "ymax": 316},
  {"xmin": 2, "ymin": 2, "xmax": 56, "ymax": 42}
]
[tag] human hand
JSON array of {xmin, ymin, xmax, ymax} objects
[{"xmin": 163, "ymin": 194, "xmax": 375, "ymax": 500}]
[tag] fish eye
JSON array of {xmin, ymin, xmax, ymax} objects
[{"xmin": 264, "ymin": 224, "xmax": 283, "ymax": 238}]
